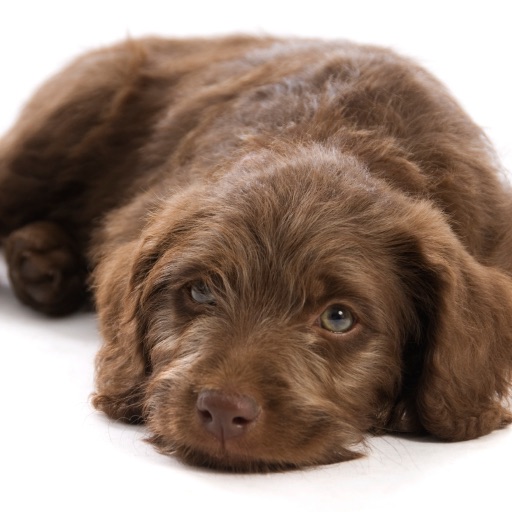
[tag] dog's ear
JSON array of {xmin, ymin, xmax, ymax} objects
[
  {"xmin": 91, "ymin": 236, "xmax": 160, "ymax": 423},
  {"xmin": 91, "ymin": 189, "xmax": 204, "ymax": 422},
  {"xmin": 397, "ymin": 205, "xmax": 512, "ymax": 440}
]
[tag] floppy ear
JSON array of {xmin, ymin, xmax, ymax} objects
[
  {"xmin": 402, "ymin": 207, "xmax": 512, "ymax": 440},
  {"xmin": 91, "ymin": 236, "xmax": 162, "ymax": 423},
  {"xmin": 91, "ymin": 189, "xmax": 203, "ymax": 422}
]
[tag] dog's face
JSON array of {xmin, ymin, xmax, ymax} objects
[{"xmin": 92, "ymin": 145, "xmax": 512, "ymax": 471}]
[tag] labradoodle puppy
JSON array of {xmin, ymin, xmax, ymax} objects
[{"xmin": 1, "ymin": 36, "xmax": 512, "ymax": 471}]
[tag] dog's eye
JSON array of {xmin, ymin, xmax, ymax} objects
[
  {"xmin": 190, "ymin": 281, "xmax": 216, "ymax": 305},
  {"xmin": 319, "ymin": 305, "xmax": 355, "ymax": 333}
]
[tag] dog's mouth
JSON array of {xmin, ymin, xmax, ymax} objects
[
  {"xmin": 166, "ymin": 441, "xmax": 303, "ymax": 473},
  {"xmin": 148, "ymin": 432, "xmax": 357, "ymax": 473},
  {"xmin": 145, "ymin": 397, "xmax": 361, "ymax": 472}
]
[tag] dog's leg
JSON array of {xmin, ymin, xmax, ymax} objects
[
  {"xmin": 0, "ymin": 124, "xmax": 90, "ymax": 313},
  {"xmin": 0, "ymin": 41, "xmax": 163, "ymax": 314}
]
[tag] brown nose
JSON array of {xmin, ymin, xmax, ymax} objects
[{"xmin": 197, "ymin": 390, "xmax": 261, "ymax": 441}]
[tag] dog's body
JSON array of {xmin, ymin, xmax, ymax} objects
[{"xmin": 2, "ymin": 36, "xmax": 512, "ymax": 471}]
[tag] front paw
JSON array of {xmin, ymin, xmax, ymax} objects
[{"xmin": 5, "ymin": 222, "xmax": 86, "ymax": 315}]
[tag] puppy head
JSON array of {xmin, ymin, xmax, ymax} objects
[{"xmin": 93, "ymin": 145, "xmax": 512, "ymax": 471}]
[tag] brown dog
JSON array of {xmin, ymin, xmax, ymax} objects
[{"xmin": 1, "ymin": 36, "xmax": 512, "ymax": 471}]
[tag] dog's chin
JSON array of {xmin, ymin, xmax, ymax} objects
[{"xmin": 147, "ymin": 434, "xmax": 361, "ymax": 473}]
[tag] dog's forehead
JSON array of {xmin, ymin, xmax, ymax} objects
[
  {"xmin": 209, "ymin": 154, "xmax": 385, "ymax": 247},
  {"xmin": 165, "ymin": 169, "xmax": 397, "ymax": 299},
  {"xmin": 154, "ymin": 145, "xmax": 409, "ymax": 315}
]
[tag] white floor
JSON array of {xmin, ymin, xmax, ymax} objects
[{"xmin": 1, "ymin": 2, "xmax": 511, "ymax": 511}]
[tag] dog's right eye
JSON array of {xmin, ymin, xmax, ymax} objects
[
  {"xmin": 190, "ymin": 281, "xmax": 216, "ymax": 305},
  {"xmin": 319, "ymin": 304, "xmax": 355, "ymax": 333}
]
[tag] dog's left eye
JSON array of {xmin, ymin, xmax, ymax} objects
[
  {"xmin": 319, "ymin": 305, "xmax": 355, "ymax": 333},
  {"xmin": 190, "ymin": 281, "xmax": 216, "ymax": 305}
]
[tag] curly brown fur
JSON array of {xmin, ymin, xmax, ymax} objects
[{"xmin": 1, "ymin": 36, "xmax": 512, "ymax": 471}]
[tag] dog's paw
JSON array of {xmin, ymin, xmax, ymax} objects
[{"xmin": 5, "ymin": 222, "xmax": 86, "ymax": 316}]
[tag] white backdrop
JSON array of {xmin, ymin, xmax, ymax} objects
[{"xmin": 1, "ymin": 1, "xmax": 511, "ymax": 511}]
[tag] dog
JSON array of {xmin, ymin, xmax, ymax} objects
[{"xmin": 1, "ymin": 35, "xmax": 512, "ymax": 471}]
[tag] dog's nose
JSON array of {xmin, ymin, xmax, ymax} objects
[{"xmin": 196, "ymin": 390, "xmax": 261, "ymax": 441}]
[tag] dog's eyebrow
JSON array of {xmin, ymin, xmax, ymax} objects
[
  {"xmin": 155, "ymin": 256, "xmax": 224, "ymax": 290},
  {"xmin": 158, "ymin": 263, "xmax": 205, "ymax": 287}
]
